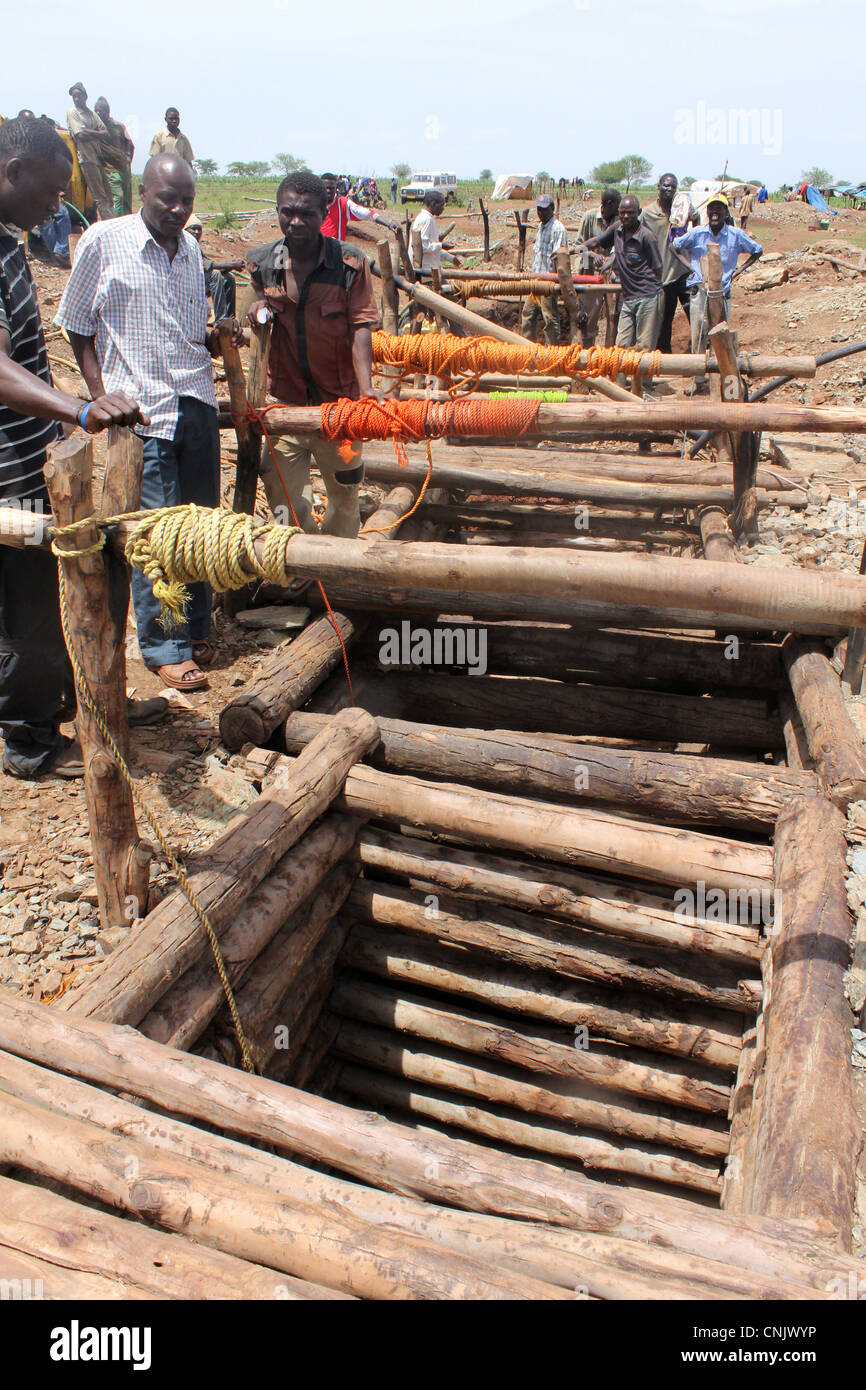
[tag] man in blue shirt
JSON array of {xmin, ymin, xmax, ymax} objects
[{"xmin": 673, "ymin": 195, "xmax": 762, "ymax": 393}]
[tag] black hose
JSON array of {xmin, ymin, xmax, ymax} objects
[{"xmin": 688, "ymin": 338, "xmax": 866, "ymax": 457}]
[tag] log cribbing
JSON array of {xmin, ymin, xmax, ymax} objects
[
  {"xmin": 0, "ymin": 1049, "xmax": 818, "ymax": 1301},
  {"xmin": 353, "ymin": 828, "xmax": 762, "ymax": 964},
  {"xmin": 281, "ymin": 710, "xmax": 814, "ymax": 830},
  {"xmin": 342, "ymin": 924, "xmax": 743, "ymax": 1069},
  {"xmin": 61, "ymin": 708, "xmax": 379, "ymax": 1026},
  {"xmin": 0, "ymin": 993, "xmax": 861, "ymax": 1291},
  {"xmin": 333, "ymin": 1060, "xmax": 723, "ymax": 1194},
  {"xmin": 0, "ymin": 1173, "xmax": 341, "ymax": 1301},
  {"xmin": 331, "ymin": 980, "xmax": 732, "ymax": 1151},
  {"xmin": 747, "ymin": 797, "xmax": 860, "ymax": 1243},
  {"xmin": 782, "ymin": 637, "xmax": 866, "ymax": 807},
  {"xmin": 348, "ymin": 880, "xmax": 759, "ymax": 1015},
  {"xmin": 139, "ymin": 814, "xmax": 359, "ymax": 1050}
]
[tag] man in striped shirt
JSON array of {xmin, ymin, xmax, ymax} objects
[
  {"xmin": 0, "ymin": 115, "xmax": 141, "ymax": 778},
  {"xmin": 58, "ymin": 153, "xmax": 243, "ymax": 692},
  {"xmin": 520, "ymin": 195, "xmax": 568, "ymax": 346}
]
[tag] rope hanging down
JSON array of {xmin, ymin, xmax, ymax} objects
[{"xmin": 371, "ymin": 332, "xmax": 663, "ymax": 387}]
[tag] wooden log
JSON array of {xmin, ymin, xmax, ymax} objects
[
  {"xmin": 45, "ymin": 436, "xmax": 149, "ymax": 929},
  {"xmin": 699, "ymin": 505, "xmax": 740, "ymax": 562},
  {"xmin": 748, "ymin": 797, "xmax": 860, "ymax": 1243},
  {"xmin": 0, "ymin": 1087, "xmax": 564, "ymax": 1301},
  {"xmin": 332, "ymin": 1027, "xmax": 722, "ymax": 1193},
  {"xmin": 219, "ymin": 612, "xmax": 361, "ymax": 751},
  {"xmin": 363, "ymin": 615, "xmax": 783, "ymax": 690},
  {"xmin": 0, "ymin": 1173, "xmax": 340, "ymax": 1300},
  {"xmin": 376, "ymin": 238, "xmax": 401, "ymax": 397},
  {"xmin": 555, "ymin": 247, "xmax": 580, "ymax": 343},
  {"xmin": 342, "ymin": 924, "xmax": 742, "ymax": 1070},
  {"xmin": 355, "ymin": 827, "xmax": 761, "ymax": 964},
  {"xmin": 226, "ymin": 320, "xmax": 271, "ymax": 616},
  {"xmin": 0, "ymin": 991, "xmax": 858, "ymax": 1290},
  {"xmin": 335, "ymin": 1061, "xmax": 721, "ymax": 1194},
  {"xmin": 98, "ymin": 422, "xmax": 144, "ymax": 517},
  {"xmin": 0, "ymin": 1244, "xmax": 161, "ymax": 1300},
  {"xmin": 842, "ymin": 540, "xmax": 866, "ymax": 695},
  {"xmin": 349, "ymin": 879, "xmax": 759, "ymax": 1015},
  {"xmin": 303, "ymin": 759, "xmax": 775, "ymax": 893},
  {"xmin": 343, "ymin": 667, "xmax": 782, "ymax": 751},
  {"xmin": 283, "ymin": 710, "xmax": 811, "ymax": 831},
  {"xmin": 782, "ymin": 637, "xmax": 866, "ymax": 807},
  {"xmin": 139, "ymin": 813, "xmax": 359, "ymax": 1050},
  {"xmin": 209, "ymin": 865, "xmax": 355, "ymax": 1068},
  {"xmin": 1, "ymin": 1048, "xmax": 812, "ymax": 1302},
  {"xmin": 720, "ymin": 1026, "xmax": 759, "ymax": 1212},
  {"xmin": 478, "ymin": 196, "xmax": 490, "ymax": 261},
  {"xmin": 331, "ymin": 980, "xmax": 731, "ymax": 1150},
  {"xmin": 62, "ymin": 708, "xmax": 379, "ymax": 1025}
]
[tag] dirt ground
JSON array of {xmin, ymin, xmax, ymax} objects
[{"xmin": 4, "ymin": 200, "xmax": 866, "ymax": 1254}]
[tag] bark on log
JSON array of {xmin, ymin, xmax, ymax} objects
[
  {"xmin": 341, "ymin": 667, "xmax": 782, "ymax": 751},
  {"xmin": 0, "ymin": 1048, "xmax": 814, "ymax": 1301},
  {"xmin": 139, "ymin": 814, "xmax": 358, "ymax": 1050},
  {"xmin": 783, "ymin": 637, "xmax": 866, "ymax": 807},
  {"xmin": 747, "ymin": 796, "xmax": 860, "ymax": 1243},
  {"xmin": 349, "ymin": 880, "xmax": 759, "ymax": 1015},
  {"xmin": 62, "ymin": 708, "xmax": 379, "ymax": 1025},
  {"xmin": 0, "ymin": 1172, "xmax": 340, "ymax": 1300},
  {"xmin": 331, "ymin": 980, "xmax": 731, "ymax": 1149},
  {"xmin": 45, "ymin": 435, "xmax": 149, "ymax": 929},
  {"xmin": 699, "ymin": 505, "xmax": 740, "ymax": 562},
  {"xmin": 0, "ymin": 992, "xmax": 858, "ymax": 1290},
  {"xmin": 342, "ymin": 924, "xmax": 742, "ymax": 1070},
  {"xmin": 355, "ymin": 827, "xmax": 761, "ymax": 964},
  {"xmin": 331, "ymin": 1026, "xmax": 723, "ymax": 1193},
  {"xmin": 284, "ymin": 709, "xmax": 809, "ymax": 830}
]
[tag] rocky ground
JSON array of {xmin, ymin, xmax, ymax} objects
[{"xmin": 4, "ymin": 200, "xmax": 866, "ymax": 1249}]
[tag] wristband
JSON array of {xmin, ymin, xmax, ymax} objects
[{"xmin": 78, "ymin": 402, "xmax": 92, "ymax": 431}]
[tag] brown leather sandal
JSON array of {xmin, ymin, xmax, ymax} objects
[{"xmin": 153, "ymin": 662, "xmax": 208, "ymax": 691}]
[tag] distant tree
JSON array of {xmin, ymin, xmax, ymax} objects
[
  {"xmin": 623, "ymin": 154, "xmax": 652, "ymax": 189},
  {"xmin": 273, "ymin": 152, "xmax": 308, "ymax": 174},
  {"xmin": 391, "ymin": 162, "xmax": 412, "ymax": 181},
  {"xmin": 590, "ymin": 158, "xmax": 627, "ymax": 186},
  {"xmin": 479, "ymin": 168, "xmax": 492, "ymax": 180},
  {"xmin": 535, "ymin": 169, "xmax": 551, "ymax": 181},
  {"xmin": 802, "ymin": 166, "xmax": 832, "ymax": 187},
  {"xmin": 246, "ymin": 161, "xmax": 273, "ymax": 178},
  {"xmin": 226, "ymin": 161, "xmax": 252, "ymax": 178},
  {"xmin": 681, "ymin": 175, "xmax": 696, "ymax": 188},
  {"xmin": 193, "ymin": 158, "xmax": 218, "ymax": 177}
]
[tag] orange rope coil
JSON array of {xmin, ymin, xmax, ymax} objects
[
  {"xmin": 320, "ymin": 395, "xmax": 541, "ymax": 459},
  {"xmin": 371, "ymin": 331, "xmax": 662, "ymax": 386},
  {"xmin": 458, "ymin": 277, "xmax": 565, "ymax": 299}
]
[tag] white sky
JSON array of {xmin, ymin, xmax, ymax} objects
[{"xmin": 9, "ymin": 0, "xmax": 863, "ymax": 185}]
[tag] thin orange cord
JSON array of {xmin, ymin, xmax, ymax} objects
[{"xmin": 371, "ymin": 332, "xmax": 662, "ymax": 389}]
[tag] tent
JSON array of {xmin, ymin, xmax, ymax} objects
[
  {"xmin": 688, "ymin": 179, "xmax": 757, "ymax": 219},
  {"xmin": 805, "ymin": 185, "xmax": 836, "ymax": 216},
  {"xmin": 491, "ymin": 173, "xmax": 533, "ymax": 201}
]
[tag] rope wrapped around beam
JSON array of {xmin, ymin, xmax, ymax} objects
[{"xmin": 371, "ymin": 332, "xmax": 662, "ymax": 386}]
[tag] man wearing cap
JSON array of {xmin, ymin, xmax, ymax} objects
[
  {"xmin": 583, "ymin": 195, "xmax": 664, "ymax": 380},
  {"xmin": 520, "ymin": 194, "xmax": 568, "ymax": 346},
  {"xmin": 673, "ymin": 196, "xmax": 762, "ymax": 393},
  {"xmin": 149, "ymin": 108, "xmax": 194, "ymax": 164},
  {"xmin": 65, "ymin": 83, "xmax": 114, "ymax": 221}
]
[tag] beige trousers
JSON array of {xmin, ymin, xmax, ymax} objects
[
  {"xmin": 259, "ymin": 431, "xmax": 362, "ymax": 538},
  {"xmin": 79, "ymin": 157, "xmax": 115, "ymax": 221}
]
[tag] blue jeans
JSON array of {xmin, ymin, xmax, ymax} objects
[{"xmin": 132, "ymin": 397, "xmax": 219, "ymax": 668}]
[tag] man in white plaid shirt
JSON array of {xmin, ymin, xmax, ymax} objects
[
  {"xmin": 520, "ymin": 194, "xmax": 568, "ymax": 346},
  {"xmin": 57, "ymin": 153, "xmax": 242, "ymax": 691}
]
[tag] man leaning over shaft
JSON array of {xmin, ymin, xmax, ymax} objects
[{"xmin": 246, "ymin": 171, "xmax": 379, "ymax": 587}]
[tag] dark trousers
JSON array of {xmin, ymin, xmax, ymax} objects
[
  {"xmin": 658, "ymin": 275, "xmax": 691, "ymax": 353},
  {"xmin": 131, "ymin": 397, "xmax": 219, "ymax": 668},
  {"xmin": 0, "ymin": 546, "xmax": 67, "ymax": 775}
]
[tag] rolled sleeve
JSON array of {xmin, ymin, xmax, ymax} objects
[
  {"xmin": 735, "ymin": 229, "xmax": 763, "ymax": 256},
  {"xmin": 54, "ymin": 233, "xmax": 102, "ymax": 337},
  {"xmin": 672, "ymin": 228, "xmax": 697, "ymax": 253}
]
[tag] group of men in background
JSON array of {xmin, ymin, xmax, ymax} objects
[{"xmin": 519, "ymin": 174, "xmax": 764, "ymax": 394}]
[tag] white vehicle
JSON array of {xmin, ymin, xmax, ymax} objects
[{"xmin": 400, "ymin": 171, "xmax": 458, "ymax": 205}]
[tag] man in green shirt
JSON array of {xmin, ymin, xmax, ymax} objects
[{"xmin": 93, "ymin": 97, "xmax": 133, "ymax": 216}]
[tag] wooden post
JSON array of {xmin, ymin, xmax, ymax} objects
[
  {"xmin": 393, "ymin": 224, "xmax": 414, "ymax": 281},
  {"xmin": 514, "ymin": 210, "xmax": 528, "ymax": 271},
  {"xmin": 708, "ymin": 321, "xmax": 758, "ymax": 527},
  {"xmin": 44, "ymin": 435, "xmax": 149, "ymax": 929},
  {"xmin": 376, "ymin": 238, "xmax": 402, "ymax": 398},
  {"xmin": 554, "ymin": 248, "xmax": 580, "ymax": 345},
  {"xmin": 782, "ymin": 636, "xmax": 866, "ymax": 806},
  {"xmin": 478, "ymin": 197, "xmax": 490, "ymax": 262},
  {"xmin": 842, "ymin": 539, "xmax": 866, "ymax": 695}
]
